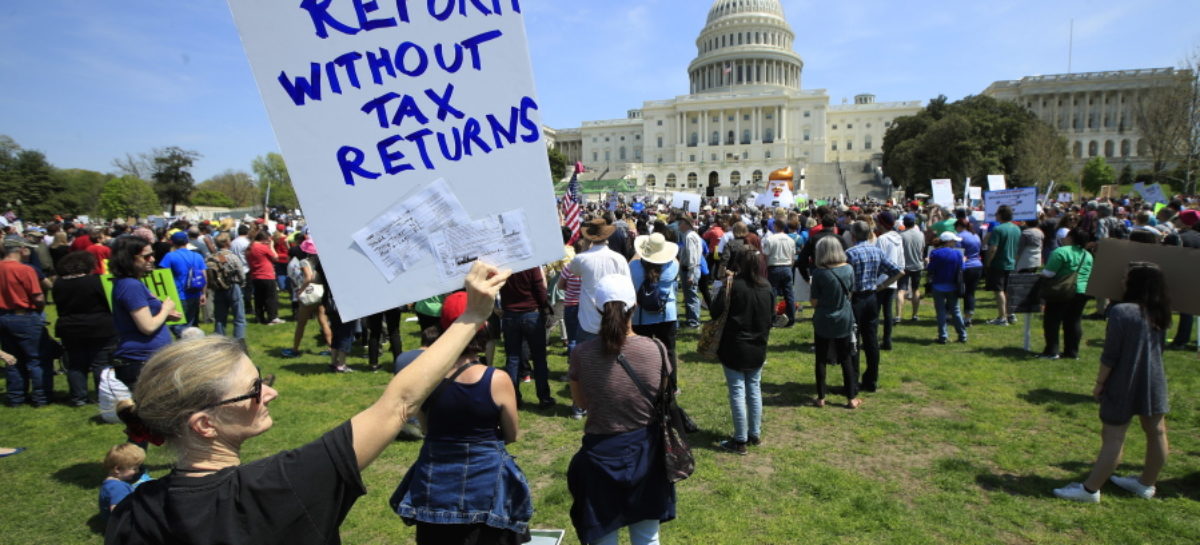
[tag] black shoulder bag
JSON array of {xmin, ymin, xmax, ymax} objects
[{"xmin": 616, "ymin": 340, "xmax": 696, "ymax": 484}]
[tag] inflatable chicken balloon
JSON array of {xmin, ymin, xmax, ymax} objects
[{"xmin": 755, "ymin": 166, "xmax": 795, "ymax": 208}]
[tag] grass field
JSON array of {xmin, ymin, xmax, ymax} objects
[{"xmin": 3, "ymin": 291, "xmax": 1198, "ymax": 544}]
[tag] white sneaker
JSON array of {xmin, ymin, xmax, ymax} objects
[
  {"xmin": 1110, "ymin": 475, "xmax": 1155, "ymax": 499},
  {"xmin": 1053, "ymin": 482, "xmax": 1100, "ymax": 503}
]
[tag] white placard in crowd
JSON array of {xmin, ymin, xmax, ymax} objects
[
  {"xmin": 671, "ymin": 192, "xmax": 703, "ymax": 214},
  {"xmin": 1135, "ymin": 182, "xmax": 1168, "ymax": 204},
  {"xmin": 983, "ymin": 187, "xmax": 1038, "ymax": 222},
  {"xmin": 931, "ymin": 178, "xmax": 954, "ymax": 208},
  {"xmin": 969, "ymin": 186, "xmax": 983, "ymax": 200},
  {"xmin": 227, "ymin": 1, "xmax": 561, "ymax": 320},
  {"xmin": 987, "ymin": 174, "xmax": 1007, "ymax": 191},
  {"xmin": 1058, "ymin": 192, "xmax": 1073, "ymax": 202}
]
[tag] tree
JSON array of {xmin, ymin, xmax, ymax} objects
[
  {"xmin": 1013, "ymin": 121, "xmax": 1071, "ymax": 193},
  {"xmin": 0, "ymin": 137, "xmax": 67, "ymax": 221},
  {"xmin": 196, "ymin": 170, "xmax": 259, "ymax": 208},
  {"xmin": 251, "ymin": 152, "xmax": 298, "ymax": 210},
  {"xmin": 150, "ymin": 147, "xmax": 201, "ymax": 216},
  {"xmin": 1080, "ymin": 156, "xmax": 1116, "ymax": 195},
  {"xmin": 57, "ymin": 169, "xmax": 113, "ymax": 216},
  {"xmin": 98, "ymin": 176, "xmax": 160, "ymax": 220},
  {"xmin": 882, "ymin": 95, "xmax": 1041, "ymax": 196},
  {"xmin": 1118, "ymin": 163, "xmax": 1135, "ymax": 186},
  {"xmin": 111, "ymin": 151, "xmax": 155, "ymax": 180},
  {"xmin": 190, "ymin": 189, "xmax": 236, "ymax": 208},
  {"xmin": 1132, "ymin": 76, "xmax": 1191, "ymax": 177},
  {"xmin": 547, "ymin": 147, "xmax": 569, "ymax": 182}
]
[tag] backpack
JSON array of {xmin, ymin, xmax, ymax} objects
[
  {"xmin": 185, "ymin": 260, "xmax": 207, "ymax": 291},
  {"xmin": 636, "ymin": 267, "xmax": 668, "ymax": 314},
  {"xmin": 206, "ymin": 251, "xmax": 243, "ymax": 290}
]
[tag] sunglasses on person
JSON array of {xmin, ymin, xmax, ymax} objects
[{"xmin": 203, "ymin": 369, "xmax": 264, "ymax": 410}]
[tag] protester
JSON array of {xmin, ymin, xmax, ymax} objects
[
  {"xmin": 557, "ymin": 239, "xmax": 586, "ymax": 355},
  {"xmin": 630, "ymin": 232, "xmax": 681, "ymax": 381},
  {"xmin": 206, "ymin": 234, "xmax": 247, "ymax": 342},
  {"xmin": 105, "ymin": 262, "xmax": 510, "ymax": 544},
  {"xmin": 246, "ymin": 231, "xmax": 283, "ymax": 325},
  {"xmin": 1054, "ymin": 263, "xmax": 1170, "ymax": 503},
  {"xmin": 108, "ymin": 236, "xmax": 180, "ymax": 391},
  {"xmin": 845, "ymin": 221, "xmax": 904, "ymax": 393},
  {"xmin": 1169, "ymin": 209, "xmax": 1199, "ymax": 349},
  {"xmin": 677, "ymin": 217, "xmax": 704, "ymax": 328},
  {"xmin": 567, "ymin": 274, "xmax": 675, "ymax": 545},
  {"xmin": 984, "ymin": 205, "xmax": 1021, "ymax": 325},
  {"xmin": 389, "ymin": 292, "xmax": 531, "ymax": 544},
  {"xmin": 364, "ymin": 308, "xmax": 402, "ymax": 373},
  {"xmin": 1, "ymin": 235, "xmax": 49, "ymax": 407},
  {"xmin": 955, "ymin": 219, "xmax": 984, "ymax": 327},
  {"xmin": 158, "ymin": 231, "xmax": 208, "ymax": 331},
  {"xmin": 711, "ymin": 247, "xmax": 773, "ymax": 452},
  {"xmin": 873, "ymin": 212, "xmax": 904, "ymax": 348},
  {"xmin": 896, "ymin": 214, "xmax": 926, "ymax": 322},
  {"xmin": 762, "ymin": 216, "xmax": 797, "ymax": 328},
  {"xmin": 499, "ymin": 267, "xmax": 553, "ymax": 409},
  {"xmin": 926, "ymin": 232, "xmax": 967, "ymax": 344},
  {"xmin": 809, "ymin": 236, "xmax": 859, "ymax": 408},
  {"xmin": 1039, "ymin": 228, "xmax": 1094, "ymax": 360},
  {"xmin": 52, "ymin": 251, "xmax": 117, "ymax": 406}
]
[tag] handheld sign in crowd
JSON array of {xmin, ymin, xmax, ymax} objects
[
  {"xmin": 227, "ymin": 1, "xmax": 561, "ymax": 320},
  {"xmin": 987, "ymin": 174, "xmax": 1007, "ymax": 191},
  {"xmin": 969, "ymin": 186, "xmax": 983, "ymax": 201},
  {"xmin": 1133, "ymin": 182, "xmax": 1168, "ymax": 205},
  {"xmin": 1086, "ymin": 239, "xmax": 1200, "ymax": 316},
  {"xmin": 983, "ymin": 187, "xmax": 1038, "ymax": 222},
  {"xmin": 99, "ymin": 270, "xmax": 187, "ymax": 326},
  {"xmin": 930, "ymin": 179, "xmax": 954, "ymax": 208},
  {"xmin": 1058, "ymin": 192, "xmax": 1073, "ymax": 202},
  {"xmin": 671, "ymin": 192, "xmax": 703, "ymax": 214}
]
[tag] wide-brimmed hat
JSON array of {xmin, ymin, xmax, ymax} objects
[
  {"xmin": 299, "ymin": 238, "xmax": 317, "ymax": 255},
  {"xmin": 3, "ymin": 235, "xmax": 36, "ymax": 250},
  {"xmin": 634, "ymin": 233, "xmax": 678, "ymax": 264},
  {"xmin": 580, "ymin": 218, "xmax": 616, "ymax": 241}
]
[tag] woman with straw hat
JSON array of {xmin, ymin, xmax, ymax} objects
[{"xmin": 631, "ymin": 232, "xmax": 680, "ymax": 384}]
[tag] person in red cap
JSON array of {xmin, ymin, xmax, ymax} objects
[{"xmin": 1169, "ymin": 208, "xmax": 1199, "ymax": 349}]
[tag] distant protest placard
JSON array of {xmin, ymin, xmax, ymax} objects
[
  {"xmin": 228, "ymin": 1, "xmax": 562, "ymax": 320},
  {"xmin": 987, "ymin": 174, "xmax": 1007, "ymax": 191},
  {"xmin": 671, "ymin": 192, "xmax": 702, "ymax": 213},
  {"xmin": 1133, "ymin": 182, "xmax": 1168, "ymax": 204},
  {"xmin": 931, "ymin": 179, "xmax": 954, "ymax": 208},
  {"xmin": 983, "ymin": 187, "xmax": 1037, "ymax": 222}
]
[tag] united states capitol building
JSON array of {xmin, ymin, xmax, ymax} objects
[{"xmin": 544, "ymin": 0, "xmax": 1189, "ymax": 199}]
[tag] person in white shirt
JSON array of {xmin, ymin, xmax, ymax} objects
[
  {"xmin": 762, "ymin": 218, "xmax": 797, "ymax": 327},
  {"xmin": 873, "ymin": 212, "xmax": 905, "ymax": 349},
  {"xmin": 566, "ymin": 218, "xmax": 632, "ymax": 344},
  {"xmin": 677, "ymin": 217, "xmax": 704, "ymax": 328}
]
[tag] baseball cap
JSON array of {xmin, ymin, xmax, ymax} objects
[
  {"xmin": 594, "ymin": 274, "xmax": 636, "ymax": 313},
  {"xmin": 170, "ymin": 231, "xmax": 189, "ymax": 244},
  {"xmin": 938, "ymin": 231, "xmax": 962, "ymax": 243},
  {"xmin": 439, "ymin": 291, "xmax": 468, "ymax": 331}
]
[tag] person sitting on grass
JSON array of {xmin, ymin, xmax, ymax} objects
[
  {"xmin": 1053, "ymin": 262, "xmax": 1171, "ymax": 503},
  {"xmin": 105, "ymin": 262, "xmax": 510, "ymax": 545},
  {"xmin": 99, "ymin": 444, "xmax": 146, "ymax": 521}
]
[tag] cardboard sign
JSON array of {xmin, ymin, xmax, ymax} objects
[
  {"xmin": 671, "ymin": 192, "xmax": 702, "ymax": 214},
  {"xmin": 227, "ymin": 1, "xmax": 561, "ymax": 320},
  {"xmin": 1005, "ymin": 273, "xmax": 1043, "ymax": 314},
  {"xmin": 100, "ymin": 269, "xmax": 187, "ymax": 326},
  {"xmin": 931, "ymin": 179, "xmax": 954, "ymax": 208},
  {"xmin": 1098, "ymin": 184, "xmax": 1119, "ymax": 199},
  {"xmin": 983, "ymin": 187, "xmax": 1038, "ymax": 222},
  {"xmin": 1085, "ymin": 238, "xmax": 1200, "ymax": 316},
  {"xmin": 987, "ymin": 174, "xmax": 1007, "ymax": 191}
]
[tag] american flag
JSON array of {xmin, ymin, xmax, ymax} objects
[{"xmin": 561, "ymin": 162, "xmax": 584, "ymax": 245}]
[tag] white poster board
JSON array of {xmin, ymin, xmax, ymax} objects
[
  {"xmin": 227, "ymin": 2, "xmax": 561, "ymax": 320},
  {"xmin": 1135, "ymin": 182, "xmax": 1168, "ymax": 204},
  {"xmin": 983, "ymin": 187, "xmax": 1038, "ymax": 222},
  {"xmin": 1058, "ymin": 192, "xmax": 1073, "ymax": 202},
  {"xmin": 931, "ymin": 179, "xmax": 954, "ymax": 208},
  {"xmin": 671, "ymin": 192, "xmax": 703, "ymax": 214},
  {"xmin": 987, "ymin": 174, "xmax": 1007, "ymax": 191},
  {"xmin": 969, "ymin": 186, "xmax": 983, "ymax": 200}
]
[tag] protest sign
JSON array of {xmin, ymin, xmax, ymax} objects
[
  {"xmin": 717, "ymin": 196, "xmax": 729, "ymax": 206},
  {"xmin": 983, "ymin": 187, "xmax": 1038, "ymax": 222},
  {"xmin": 630, "ymin": 201, "xmax": 645, "ymax": 213},
  {"xmin": 606, "ymin": 193, "xmax": 618, "ymax": 211},
  {"xmin": 100, "ymin": 270, "xmax": 186, "ymax": 326},
  {"xmin": 931, "ymin": 179, "xmax": 954, "ymax": 208},
  {"xmin": 671, "ymin": 192, "xmax": 702, "ymax": 214},
  {"xmin": 1098, "ymin": 184, "xmax": 1119, "ymax": 199},
  {"xmin": 969, "ymin": 186, "xmax": 983, "ymax": 201},
  {"xmin": 987, "ymin": 174, "xmax": 1007, "ymax": 191},
  {"xmin": 1086, "ymin": 238, "xmax": 1200, "ymax": 315},
  {"xmin": 1135, "ymin": 182, "xmax": 1168, "ymax": 204},
  {"xmin": 1058, "ymin": 192, "xmax": 1073, "ymax": 202},
  {"xmin": 227, "ymin": 1, "xmax": 562, "ymax": 320}
]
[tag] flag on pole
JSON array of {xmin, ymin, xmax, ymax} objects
[
  {"xmin": 561, "ymin": 162, "xmax": 584, "ymax": 245},
  {"xmin": 723, "ymin": 63, "xmax": 732, "ymax": 75}
]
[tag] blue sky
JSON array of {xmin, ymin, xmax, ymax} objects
[{"xmin": 1, "ymin": 0, "xmax": 1196, "ymax": 182}]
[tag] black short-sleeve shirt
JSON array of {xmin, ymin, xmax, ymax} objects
[{"xmin": 105, "ymin": 421, "xmax": 365, "ymax": 545}]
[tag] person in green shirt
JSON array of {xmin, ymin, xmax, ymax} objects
[
  {"xmin": 1038, "ymin": 228, "xmax": 1094, "ymax": 359},
  {"xmin": 985, "ymin": 205, "xmax": 1021, "ymax": 325}
]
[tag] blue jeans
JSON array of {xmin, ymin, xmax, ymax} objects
[
  {"xmin": 1, "ymin": 313, "xmax": 49, "ymax": 406},
  {"xmin": 594, "ymin": 519, "xmax": 660, "ymax": 545},
  {"xmin": 502, "ymin": 310, "xmax": 550, "ymax": 404},
  {"xmin": 767, "ymin": 265, "xmax": 794, "ymax": 324},
  {"xmin": 722, "ymin": 365, "xmax": 763, "ymax": 442},
  {"xmin": 932, "ymin": 290, "xmax": 967, "ymax": 341},
  {"xmin": 681, "ymin": 268, "xmax": 701, "ymax": 327},
  {"xmin": 212, "ymin": 285, "xmax": 247, "ymax": 340},
  {"xmin": 563, "ymin": 305, "xmax": 580, "ymax": 355}
]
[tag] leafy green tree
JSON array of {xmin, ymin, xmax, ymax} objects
[
  {"xmin": 150, "ymin": 147, "xmax": 201, "ymax": 216},
  {"xmin": 1118, "ymin": 163, "xmax": 1135, "ymax": 186},
  {"xmin": 882, "ymin": 94, "xmax": 1042, "ymax": 196},
  {"xmin": 1013, "ymin": 121, "xmax": 1071, "ymax": 192},
  {"xmin": 98, "ymin": 176, "xmax": 160, "ymax": 220},
  {"xmin": 547, "ymin": 147, "xmax": 569, "ymax": 182},
  {"xmin": 251, "ymin": 152, "xmax": 298, "ymax": 210},
  {"xmin": 0, "ymin": 138, "xmax": 66, "ymax": 221},
  {"xmin": 1080, "ymin": 156, "xmax": 1116, "ymax": 195},
  {"xmin": 190, "ymin": 189, "xmax": 236, "ymax": 208},
  {"xmin": 196, "ymin": 170, "xmax": 259, "ymax": 208},
  {"xmin": 57, "ymin": 169, "xmax": 113, "ymax": 216}
]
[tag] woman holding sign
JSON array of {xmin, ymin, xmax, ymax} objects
[
  {"xmin": 108, "ymin": 236, "xmax": 180, "ymax": 390},
  {"xmin": 105, "ymin": 262, "xmax": 511, "ymax": 544}
]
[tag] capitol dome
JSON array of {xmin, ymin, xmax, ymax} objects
[{"xmin": 689, "ymin": 0, "xmax": 804, "ymax": 94}]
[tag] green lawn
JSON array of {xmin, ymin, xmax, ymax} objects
[{"xmin": 3, "ymin": 292, "xmax": 1198, "ymax": 544}]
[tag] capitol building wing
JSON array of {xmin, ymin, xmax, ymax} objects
[{"xmin": 546, "ymin": 0, "xmax": 922, "ymax": 199}]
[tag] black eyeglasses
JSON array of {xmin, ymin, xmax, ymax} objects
[{"xmin": 203, "ymin": 370, "xmax": 263, "ymax": 410}]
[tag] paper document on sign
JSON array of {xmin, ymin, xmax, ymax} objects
[
  {"xmin": 430, "ymin": 209, "xmax": 534, "ymax": 280},
  {"xmin": 351, "ymin": 179, "xmax": 470, "ymax": 282}
]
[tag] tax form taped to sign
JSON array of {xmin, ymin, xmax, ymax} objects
[{"xmin": 228, "ymin": 0, "xmax": 561, "ymax": 320}]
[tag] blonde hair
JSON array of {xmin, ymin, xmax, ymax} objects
[
  {"xmin": 51, "ymin": 232, "xmax": 68, "ymax": 248},
  {"xmin": 104, "ymin": 443, "xmax": 146, "ymax": 473},
  {"xmin": 121, "ymin": 336, "xmax": 246, "ymax": 456}
]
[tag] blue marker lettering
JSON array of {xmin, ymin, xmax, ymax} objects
[
  {"xmin": 424, "ymin": 84, "xmax": 464, "ymax": 121},
  {"xmin": 277, "ymin": 64, "xmax": 322, "ymax": 106},
  {"xmin": 361, "ymin": 93, "xmax": 402, "ymax": 128},
  {"xmin": 377, "ymin": 135, "xmax": 415, "ymax": 175},
  {"xmin": 462, "ymin": 117, "xmax": 492, "ymax": 156},
  {"xmin": 395, "ymin": 42, "xmax": 429, "ymax": 77},
  {"xmin": 404, "ymin": 129, "xmax": 437, "ymax": 169},
  {"xmin": 333, "ymin": 52, "xmax": 364, "ymax": 90},
  {"xmin": 486, "ymin": 107, "xmax": 519, "ymax": 149},
  {"xmin": 366, "ymin": 48, "xmax": 396, "ymax": 85},
  {"xmin": 434, "ymin": 42, "xmax": 464, "ymax": 73},
  {"xmin": 461, "ymin": 30, "xmax": 503, "ymax": 71},
  {"xmin": 300, "ymin": 0, "xmax": 360, "ymax": 38},
  {"xmin": 337, "ymin": 146, "xmax": 380, "ymax": 185},
  {"xmin": 518, "ymin": 96, "xmax": 540, "ymax": 142},
  {"xmin": 390, "ymin": 94, "xmax": 430, "ymax": 128},
  {"xmin": 427, "ymin": 0, "xmax": 454, "ymax": 21},
  {"xmin": 437, "ymin": 127, "xmax": 464, "ymax": 161},
  {"xmin": 354, "ymin": 0, "xmax": 398, "ymax": 31}
]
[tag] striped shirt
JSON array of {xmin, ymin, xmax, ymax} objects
[{"xmin": 562, "ymin": 269, "xmax": 581, "ymax": 306}]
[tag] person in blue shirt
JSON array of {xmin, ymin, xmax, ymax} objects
[
  {"xmin": 955, "ymin": 219, "xmax": 984, "ymax": 327},
  {"xmin": 630, "ymin": 233, "xmax": 680, "ymax": 384},
  {"xmin": 926, "ymin": 232, "xmax": 968, "ymax": 344},
  {"xmin": 158, "ymin": 231, "xmax": 207, "ymax": 332},
  {"xmin": 99, "ymin": 444, "xmax": 146, "ymax": 522}
]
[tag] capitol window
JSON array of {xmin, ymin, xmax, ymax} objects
[
  {"xmin": 846, "ymin": 141, "xmax": 852, "ymax": 150},
  {"xmin": 657, "ymin": 120, "xmax": 663, "ymax": 126},
  {"xmin": 646, "ymin": 175, "xmax": 656, "ymax": 187},
  {"xmin": 657, "ymin": 136, "xmax": 663, "ymax": 148},
  {"xmin": 847, "ymin": 123, "xmax": 853, "ymax": 129},
  {"xmin": 605, "ymin": 137, "xmax": 610, "ymax": 142},
  {"xmin": 832, "ymin": 124, "xmax": 838, "ymax": 130},
  {"xmin": 804, "ymin": 111, "xmax": 810, "ymax": 117},
  {"xmin": 752, "ymin": 170, "xmax": 763, "ymax": 183},
  {"xmin": 687, "ymin": 173, "xmax": 698, "ymax": 188},
  {"xmin": 743, "ymin": 114, "xmax": 750, "ymax": 121},
  {"xmin": 831, "ymin": 142, "xmax": 837, "ymax": 151},
  {"xmin": 666, "ymin": 174, "xmax": 677, "ymax": 187},
  {"xmin": 765, "ymin": 150, "xmax": 771, "ymax": 159}
]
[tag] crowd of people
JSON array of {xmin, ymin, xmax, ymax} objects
[{"xmin": 0, "ymin": 185, "xmax": 1195, "ymax": 543}]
